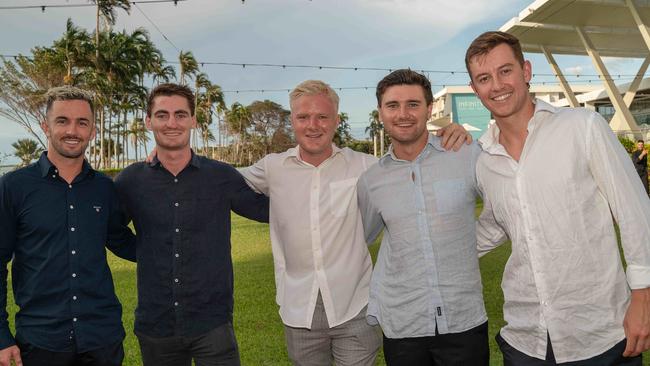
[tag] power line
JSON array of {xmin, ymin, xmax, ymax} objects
[
  {"xmin": 133, "ymin": 2, "xmax": 179, "ymax": 52},
  {"xmin": 0, "ymin": 0, "xmax": 187, "ymax": 11}
]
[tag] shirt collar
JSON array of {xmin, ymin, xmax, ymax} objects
[
  {"xmin": 478, "ymin": 98, "xmax": 558, "ymax": 154},
  {"xmin": 384, "ymin": 133, "xmax": 443, "ymax": 163},
  {"xmin": 283, "ymin": 144, "xmax": 346, "ymax": 164},
  {"xmin": 149, "ymin": 149, "xmax": 201, "ymax": 169},
  {"xmin": 37, "ymin": 151, "xmax": 94, "ymax": 180}
]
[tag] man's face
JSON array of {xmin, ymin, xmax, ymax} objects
[
  {"xmin": 41, "ymin": 99, "xmax": 95, "ymax": 160},
  {"xmin": 468, "ymin": 43, "xmax": 532, "ymax": 121},
  {"xmin": 146, "ymin": 95, "xmax": 196, "ymax": 151},
  {"xmin": 290, "ymin": 94, "xmax": 339, "ymax": 165},
  {"xmin": 378, "ymin": 84, "xmax": 432, "ymax": 146},
  {"xmin": 638, "ymin": 142, "xmax": 645, "ymax": 150}
]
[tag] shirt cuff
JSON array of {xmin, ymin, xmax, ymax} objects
[
  {"xmin": 0, "ymin": 326, "xmax": 15, "ymax": 350},
  {"xmin": 626, "ymin": 265, "xmax": 650, "ymax": 289}
]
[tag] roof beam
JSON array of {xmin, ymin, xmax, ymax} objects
[
  {"xmin": 513, "ymin": 21, "xmax": 640, "ymax": 35},
  {"xmin": 576, "ymin": 26, "xmax": 641, "ymax": 133},
  {"xmin": 541, "ymin": 46, "xmax": 580, "ymax": 107}
]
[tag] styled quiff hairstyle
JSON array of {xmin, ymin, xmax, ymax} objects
[
  {"xmin": 45, "ymin": 86, "xmax": 95, "ymax": 117},
  {"xmin": 289, "ymin": 80, "xmax": 340, "ymax": 112},
  {"xmin": 465, "ymin": 31, "xmax": 525, "ymax": 78},
  {"xmin": 375, "ymin": 69, "xmax": 433, "ymax": 106},
  {"xmin": 147, "ymin": 83, "xmax": 195, "ymax": 117}
]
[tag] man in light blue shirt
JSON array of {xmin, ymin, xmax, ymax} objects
[{"xmin": 357, "ymin": 69, "xmax": 487, "ymax": 365}]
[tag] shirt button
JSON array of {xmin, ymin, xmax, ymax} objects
[
  {"xmin": 72, "ymin": 296, "xmax": 77, "ymax": 300},
  {"xmin": 73, "ymin": 318, "xmax": 77, "ymax": 322},
  {"xmin": 175, "ymin": 253, "xmax": 180, "ymax": 258},
  {"xmin": 174, "ymin": 202, "xmax": 179, "ymax": 207},
  {"xmin": 71, "ymin": 250, "xmax": 76, "ymax": 255},
  {"xmin": 174, "ymin": 278, "xmax": 179, "ymax": 283},
  {"xmin": 70, "ymin": 227, "xmax": 75, "ymax": 232},
  {"xmin": 68, "ymin": 184, "xmax": 72, "ymax": 189},
  {"xmin": 72, "ymin": 273, "xmax": 76, "ymax": 278},
  {"xmin": 69, "ymin": 205, "xmax": 74, "ymax": 210},
  {"xmin": 175, "ymin": 228, "xmax": 180, "ymax": 233},
  {"xmin": 55, "ymin": 169, "xmax": 58, "ymax": 173},
  {"xmin": 52, "ymin": 174, "xmax": 56, "ymax": 178},
  {"xmin": 174, "ymin": 178, "xmax": 178, "ymax": 183},
  {"xmin": 174, "ymin": 302, "xmax": 179, "ymax": 306}
]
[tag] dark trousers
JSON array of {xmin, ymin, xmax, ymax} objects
[
  {"xmin": 383, "ymin": 321, "xmax": 489, "ymax": 366},
  {"xmin": 496, "ymin": 332, "xmax": 642, "ymax": 365},
  {"xmin": 16, "ymin": 339, "xmax": 123, "ymax": 366},
  {"xmin": 136, "ymin": 322, "xmax": 240, "ymax": 366}
]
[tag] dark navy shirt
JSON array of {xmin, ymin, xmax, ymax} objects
[
  {"xmin": 114, "ymin": 153, "xmax": 269, "ymax": 338},
  {"xmin": 0, "ymin": 153, "xmax": 136, "ymax": 352}
]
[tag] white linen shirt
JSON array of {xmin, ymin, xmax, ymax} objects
[
  {"xmin": 476, "ymin": 99, "xmax": 650, "ymax": 363},
  {"xmin": 241, "ymin": 145, "xmax": 377, "ymax": 328}
]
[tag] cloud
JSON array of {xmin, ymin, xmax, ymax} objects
[{"xmin": 564, "ymin": 65, "xmax": 583, "ymax": 75}]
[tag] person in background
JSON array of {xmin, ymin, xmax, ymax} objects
[{"xmin": 632, "ymin": 139, "xmax": 648, "ymax": 194}]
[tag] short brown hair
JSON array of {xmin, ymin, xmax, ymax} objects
[
  {"xmin": 289, "ymin": 80, "xmax": 339, "ymax": 112},
  {"xmin": 376, "ymin": 69, "xmax": 433, "ymax": 106},
  {"xmin": 147, "ymin": 83, "xmax": 195, "ymax": 117},
  {"xmin": 45, "ymin": 86, "xmax": 95, "ymax": 117},
  {"xmin": 465, "ymin": 31, "xmax": 525, "ymax": 77}
]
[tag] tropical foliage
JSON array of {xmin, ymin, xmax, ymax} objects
[{"xmin": 11, "ymin": 138, "xmax": 43, "ymax": 167}]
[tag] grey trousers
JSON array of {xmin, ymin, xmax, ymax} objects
[
  {"xmin": 283, "ymin": 292, "xmax": 382, "ymax": 366},
  {"xmin": 136, "ymin": 322, "xmax": 240, "ymax": 366}
]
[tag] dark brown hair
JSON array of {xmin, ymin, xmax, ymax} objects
[
  {"xmin": 465, "ymin": 31, "xmax": 525, "ymax": 77},
  {"xmin": 376, "ymin": 69, "xmax": 433, "ymax": 106},
  {"xmin": 147, "ymin": 83, "xmax": 195, "ymax": 117}
]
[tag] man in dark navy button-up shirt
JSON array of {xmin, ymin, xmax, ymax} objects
[
  {"xmin": 115, "ymin": 83, "xmax": 268, "ymax": 366},
  {"xmin": 0, "ymin": 87, "xmax": 136, "ymax": 366}
]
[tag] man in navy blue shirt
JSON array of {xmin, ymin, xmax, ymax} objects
[
  {"xmin": 115, "ymin": 83, "xmax": 268, "ymax": 366},
  {"xmin": 0, "ymin": 86, "xmax": 136, "ymax": 366}
]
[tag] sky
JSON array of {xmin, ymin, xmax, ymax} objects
[{"xmin": 0, "ymin": 0, "xmax": 643, "ymax": 165}]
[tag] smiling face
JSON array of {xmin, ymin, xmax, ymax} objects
[
  {"xmin": 146, "ymin": 94, "xmax": 196, "ymax": 152},
  {"xmin": 290, "ymin": 93, "xmax": 340, "ymax": 167},
  {"xmin": 468, "ymin": 43, "xmax": 534, "ymax": 124},
  {"xmin": 378, "ymin": 84, "xmax": 432, "ymax": 153},
  {"xmin": 42, "ymin": 99, "xmax": 95, "ymax": 162}
]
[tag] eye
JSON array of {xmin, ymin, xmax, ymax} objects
[
  {"xmin": 408, "ymin": 102, "xmax": 419, "ymax": 108},
  {"xmin": 501, "ymin": 68, "xmax": 512, "ymax": 75},
  {"xmin": 176, "ymin": 112, "xmax": 189, "ymax": 120},
  {"xmin": 477, "ymin": 76, "xmax": 489, "ymax": 84}
]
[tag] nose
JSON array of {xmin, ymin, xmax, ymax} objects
[
  {"xmin": 398, "ymin": 105, "xmax": 409, "ymax": 118},
  {"xmin": 492, "ymin": 74, "xmax": 504, "ymax": 90},
  {"xmin": 306, "ymin": 117, "xmax": 318, "ymax": 129}
]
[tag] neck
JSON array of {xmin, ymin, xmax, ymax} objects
[
  {"xmin": 47, "ymin": 151, "xmax": 84, "ymax": 184},
  {"xmin": 300, "ymin": 146, "xmax": 333, "ymax": 167},
  {"xmin": 494, "ymin": 100, "xmax": 535, "ymax": 161},
  {"xmin": 392, "ymin": 134, "xmax": 428, "ymax": 162},
  {"xmin": 157, "ymin": 147, "xmax": 192, "ymax": 176}
]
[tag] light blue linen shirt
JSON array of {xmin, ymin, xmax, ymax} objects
[{"xmin": 357, "ymin": 134, "xmax": 486, "ymax": 338}]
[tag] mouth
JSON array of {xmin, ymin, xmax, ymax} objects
[
  {"xmin": 162, "ymin": 130, "xmax": 183, "ymax": 137},
  {"xmin": 62, "ymin": 137, "xmax": 82, "ymax": 146},
  {"xmin": 491, "ymin": 92, "xmax": 512, "ymax": 102}
]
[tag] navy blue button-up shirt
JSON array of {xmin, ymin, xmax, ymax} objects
[
  {"xmin": 115, "ymin": 153, "xmax": 269, "ymax": 338},
  {"xmin": 0, "ymin": 153, "xmax": 136, "ymax": 352}
]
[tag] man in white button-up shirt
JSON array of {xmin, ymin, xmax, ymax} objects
[
  {"xmin": 241, "ymin": 80, "xmax": 470, "ymax": 366},
  {"xmin": 468, "ymin": 31, "xmax": 650, "ymax": 365}
]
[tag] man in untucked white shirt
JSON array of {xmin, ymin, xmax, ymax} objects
[
  {"xmin": 468, "ymin": 31, "xmax": 650, "ymax": 365},
  {"xmin": 241, "ymin": 80, "xmax": 469, "ymax": 366}
]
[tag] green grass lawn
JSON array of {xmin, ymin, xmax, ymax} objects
[{"xmin": 5, "ymin": 208, "xmax": 650, "ymax": 365}]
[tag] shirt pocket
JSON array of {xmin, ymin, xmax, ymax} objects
[
  {"xmin": 432, "ymin": 178, "xmax": 468, "ymax": 215},
  {"xmin": 329, "ymin": 178, "xmax": 358, "ymax": 218}
]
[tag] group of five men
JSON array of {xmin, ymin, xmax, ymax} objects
[{"xmin": 2, "ymin": 31, "xmax": 650, "ymax": 366}]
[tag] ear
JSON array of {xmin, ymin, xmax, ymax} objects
[
  {"xmin": 523, "ymin": 60, "xmax": 532, "ymax": 83},
  {"xmin": 191, "ymin": 115, "xmax": 198, "ymax": 129},
  {"xmin": 40, "ymin": 120, "xmax": 50, "ymax": 138},
  {"xmin": 427, "ymin": 102, "xmax": 433, "ymax": 116},
  {"xmin": 470, "ymin": 81, "xmax": 478, "ymax": 95},
  {"xmin": 145, "ymin": 116, "xmax": 152, "ymax": 131}
]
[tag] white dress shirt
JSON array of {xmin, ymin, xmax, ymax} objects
[
  {"xmin": 241, "ymin": 145, "xmax": 377, "ymax": 328},
  {"xmin": 476, "ymin": 99, "xmax": 650, "ymax": 363}
]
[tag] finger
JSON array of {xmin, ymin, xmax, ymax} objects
[
  {"xmin": 452, "ymin": 135, "xmax": 464, "ymax": 152},
  {"xmin": 13, "ymin": 349, "xmax": 22, "ymax": 366},
  {"xmin": 623, "ymin": 336, "xmax": 638, "ymax": 357},
  {"xmin": 465, "ymin": 133, "xmax": 473, "ymax": 145}
]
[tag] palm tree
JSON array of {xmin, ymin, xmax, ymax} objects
[
  {"xmin": 225, "ymin": 102, "xmax": 251, "ymax": 164},
  {"xmin": 366, "ymin": 109, "xmax": 382, "ymax": 156},
  {"xmin": 334, "ymin": 112, "xmax": 352, "ymax": 147},
  {"xmin": 53, "ymin": 19, "xmax": 93, "ymax": 85},
  {"xmin": 12, "ymin": 139, "xmax": 43, "ymax": 167},
  {"xmin": 91, "ymin": 0, "xmax": 131, "ymax": 67},
  {"xmin": 178, "ymin": 51, "xmax": 199, "ymax": 86}
]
